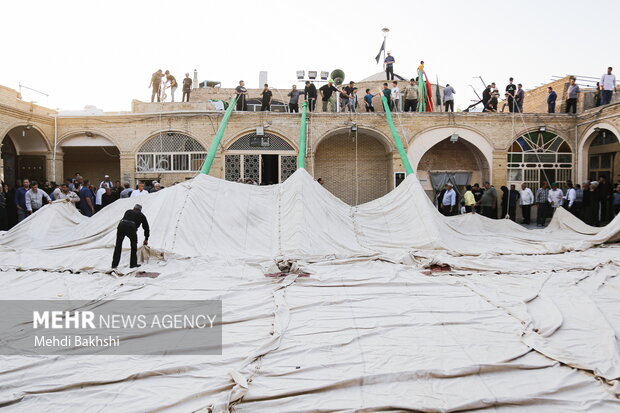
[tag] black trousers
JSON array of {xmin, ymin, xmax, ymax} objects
[
  {"xmin": 508, "ymin": 205, "xmax": 517, "ymax": 221},
  {"xmin": 289, "ymin": 103, "xmax": 299, "ymax": 113},
  {"xmin": 521, "ymin": 205, "xmax": 531, "ymax": 224},
  {"xmin": 536, "ymin": 203, "xmax": 550, "ymax": 225},
  {"xmin": 236, "ymin": 96, "xmax": 247, "ymax": 111},
  {"xmin": 482, "ymin": 206, "xmax": 496, "ymax": 219},
  {"xmin": 565, "ymin": 98, "xmax": 577, "ymax": 114},
  {"xmin": 386, "ymin": 67, "xmax": 394, "ymax": 80},
  {"xmin": 444, "ymin": 100, "xmax": 454, "ymax": 112},
  {"xmin": 308, "ymin": 98, "xmax": 316, "ymax": 112},
  {"xmin": 260, "ymin": 102, "xmax": 270, "ymax": 111},
  {"xmin": 365, "ymin": 104, "xmax": 375, "ymax": 112},
  {"xmin": 404, "ymin": 99, "xmax": 418, "ymax": 112},
  {"xmin": 548, "ymin": 103, "xmax": 555, "ymax": 113},
  {"xmin": 112, "ymin": 221, "xmax": 138, "ymax": 268},
  {"xmin": 182, "ymin": 91, "xmax": 190, "ymax": 102}
]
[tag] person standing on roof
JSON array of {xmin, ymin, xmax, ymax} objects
[
  {"xmin": 515, "ymin": 84, "xmax": 525, "ymax": 113},
  {"xmin": 111, "ymin": 204, "xmax": 150, "ymax": 269},
  {"xmin": 403, "ymin": 79, "xmax": 419, "ymax": 112},
  {"xmin": 235, "ymin": 80, "xmax": 248, "ymax": 111},
  {"xmin": 287, "ymin": 85, "xmax": 305, "ymax": 113},
  {"xmin": 165, "ymin": 70, "xmax": 178, "ymax": 102},
  {"xmin": 182, "ymin": 73, "xmax": 192, "ymax": 102},
  {"xmin": 565, "ymin": 76, "xmax": 580, "ymax": 114},
  {"xmin": 547, "ymin": 87, "xmax": 557, "ymax": 113},
  {"xmin": 319, "ymin": 80, "xmax": 339, "ymax": 112},
  {"xmin": 260, "ymin": 84, "xmax": 272, "ymax": 111},
  {"xmin": 384, "ymin": 52, "xmax": 395, "ymax": 80},
  {"xmin": 391, "ymin": 81, "xmax": 400, "ymax": 112},
  {"xmin": 443, "ymin": 84, "xmax": 456, "ymax": 112},
  {"xmin": 505, "ymin": 77, "xmax": 517, "ymax": 112},
  {"xmin": 149, "ymin": 69, "xmax": 163, "ymax": 102},
  {"xmin": 304, "ymin": 81, "xmax": 317, "ymax": 112},
  {"xmin": 600, "ymin": 67, "xmax": 616, "ymax": 106}
]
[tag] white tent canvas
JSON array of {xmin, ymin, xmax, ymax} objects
[{"xmin": 1, "ymin": 169, "xmax": 619, "ymax": 412}]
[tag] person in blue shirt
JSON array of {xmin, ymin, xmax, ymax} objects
[
  {"xmin": 547, "ymin": 86, "xmax": 557, "ymax": 113},
  {"xmin": 364, "ymin": 89, "xmax": 377, "ymax": 112},
  {"xmin": 384, "ymin": 52, "xmax": 395, "ymax": 80},
  {"xmin": 15, "ymin": 179, "xmax": 30, "ymax": 223},
  {"xmin": 79, "ymin": 179, "xmax": 96, "ymax": 217}
]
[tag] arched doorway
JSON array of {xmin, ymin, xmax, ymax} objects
[
  {"xmin": 409, "ymin": 127, "xmax": 493, "ymax": 201},
  {"xmin": 417, "ymin": 137, "xmax": 490, "ymax": 201},
  {"xmin": 61, "ymin": 132, "xmax": 120, "ymax": 185},
  {"xmin": 506, "ymin": 130, "xmax": 572, "ymax": 192},
  {"xmin": 224, "ymin": 132, "xmax": 297, "ymax": 184},
  {"xmin": 1, "ymin": 125, "xmax": 49, "ymax": 185},
  {"xmin": 581, "ymin": 126, "xmax": 619, "ymax": 182},
  {"xmin": 314, "ymin": 128, "xmax": 392, "ymax": 205}
]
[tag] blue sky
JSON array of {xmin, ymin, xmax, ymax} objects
[{"xmin": 2, "ymin": 0, "xmax": 618, "ymax": 111}]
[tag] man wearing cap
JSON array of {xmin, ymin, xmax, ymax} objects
[
  {"xmin": 112, "ymin": 204, "xmax": 150, "ymax": 269},
  {"xmin": 384, "ymin": 52, "xmax": 395, "ymax": 80},
  {"xmin": 441, "ymin": 183, "xmax": 456, "ymax": 216},
  {"xmin": 100, "ymin": 175, "xmax": 113, "ymax": 189}
]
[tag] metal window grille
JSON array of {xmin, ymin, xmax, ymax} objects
[
  {"xmin": 136, "ymin": 133, "xmax": 207, "ymax": 173},
  {"xmin": 507, "ymin": 131, "xmax": 572, "ymax": 192}
]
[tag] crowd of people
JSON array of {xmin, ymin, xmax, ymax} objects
[
  {"xmin": 436, "ymin": 175, "xmax": 620, "ymax": 227},
  {"xmin": 232, "ymin": 77, "xmax": 437, "ymax": 114},
  {"xmin": 0, "ymin": 174, "xmax": 171, "ymax": 231}
]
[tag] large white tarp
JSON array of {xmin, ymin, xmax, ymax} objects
[{"xmin": 0, "ymin": 169, "xmax": 619, "ymax": 412}]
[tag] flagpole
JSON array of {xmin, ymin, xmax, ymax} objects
[{"xmin": 382, "ymin": 27, "xmax": 389, "ymax": 70}]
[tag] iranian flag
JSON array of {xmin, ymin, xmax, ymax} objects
[{"xmin": 416, "ymin": 65, "xmax": 434, "ymax": 112}]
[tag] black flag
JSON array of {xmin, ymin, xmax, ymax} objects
[{"xmin": 375, "ymin": 40, "xmax": 385, "ymax": 64}]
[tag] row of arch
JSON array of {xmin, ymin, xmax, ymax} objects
[{"xmin": 2, "ymin": 121, "xmax": 619, "ymax": 204}]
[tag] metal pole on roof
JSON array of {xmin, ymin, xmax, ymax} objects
[
  {"xmin": 380, "ymin": 95, "xmax": 414, "ymax": 175},
  {"xmin": 200, "ymin": 96, "xmax": 238, "ymax": 175},
  {"xmin": 297, "ymin": 101, "xmax": 308, "ymax": 169}
]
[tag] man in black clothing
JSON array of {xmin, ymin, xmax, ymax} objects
[
  {"xmin": 506, "ymin": 77, "xmax": 517, "ymax": 112},
  {"xmin": 235, "ymin": 80, "xmax": 248, "ymax": 111},
  {"xmin": 471, "ymin": 183, "xmax": 484, "ymax": 213},
  {"xmin": 305, "ymin": 81, "xmax": 317, "ymax": 112},
  {"xmin": 111, "ymin": 204, "xmax": 150, "ymax": 269},
  {"xmin": 319, "ymin": 80, "xmax": 339, "ymax": 112},
  {"xmin": 260, "ymin": 84, "xmax": 272, "ymax": 111},
  {"xmin": 482, "ymin": 85, "xmax": 492, "ymax": 111}
]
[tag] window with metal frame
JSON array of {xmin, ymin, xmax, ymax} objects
[
  {"xmin": 136, "ymin": 133, "xmax": 207, "ymax": 173},
  {"xmin": 507, "ymin": 131, "xmax": 572, "ymax": 192}
]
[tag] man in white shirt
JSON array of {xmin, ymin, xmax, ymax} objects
[
  {"xmin": 57, "ymin": 184, "xmax": 80, "ymax": 204},
  {"xmin": 25, "ymin": 181, "xmax": 51, "ymax": 215},
  {"xmin": 441, "ymin": 183, "xmax": 456, "ymax": 216},
  {"xmin": 600, "ymin": 66, "xmax": 616, "ymax": 106},
  {"xmin": 564, "ymin": 181, "xmax": 577, "ymax": 213},
  {"xmin": 519, "ymin": 183, "xmax": 534, "ymax": 225},
  {"xmin": 391, "ymin": 81, "xmax": 401, "ymax": 112},
  {"xmin": 99, "ymin": 174, "xmax": 114, "ymax": 189},
  {"xmin": 547, "ymin": 183, "xmax": 564, "ymax": 215},
  {"xmin": 130, "ymin": 183, "xmax": 149, "ymax": 198},
  {"xmin": 95, "ymin": 185, "xmax": 107, "ymax": 212}
]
